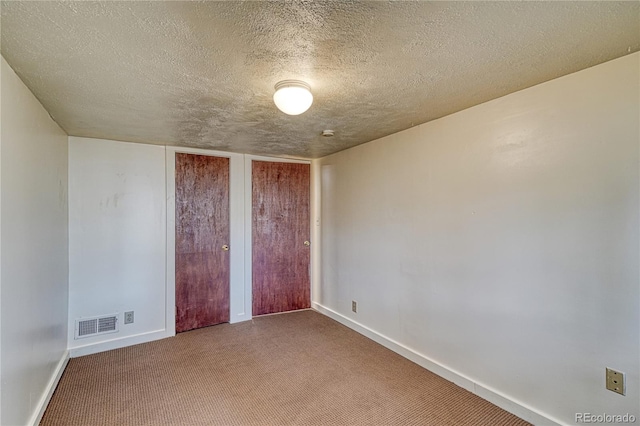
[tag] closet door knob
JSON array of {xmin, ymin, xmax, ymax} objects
[
  {"xmin": 222, "ymin": 245, "xmax": 229, "ymax": 251},
  {"xmin": 304, "ymin": 241, "xmax": 310, "ymax": 247}
]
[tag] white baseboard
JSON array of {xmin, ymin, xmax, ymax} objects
[
  {"xmin": 311, "ymin": 302, "xmax": 564, "ymax": 426},
  {"xmin": 230, "ymin": 312, "xmax": 252, "ymax": 324},
  {"xmin": 29, "ymin": 350, "xmax": 69, "ymax": 426},
  {"xmin": 69, "ymin": 329, "xmax": 172, "ymax": 358}
]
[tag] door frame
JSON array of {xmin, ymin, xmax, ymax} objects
[
  {"xmin": 166, "ymin": 147, "xmax": 246, "ymax": 337},
  {"xmin": 244, "ymin": 155, "xmax": 312, "ymax": 317}
]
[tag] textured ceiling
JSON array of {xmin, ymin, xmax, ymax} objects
[{"xmin": 1, "ymin": 1, "xmax": 639, "ymax": 159}]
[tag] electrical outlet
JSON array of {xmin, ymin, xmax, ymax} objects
[
  {"xmin": 124, "ymin": 311, "xmax": 134, "ymax": 325},
  {"xmin": 606, "ymin": 368, "xmax": 625, "ymax": 395},
  {"xmin": 352, "ymin": 300, "xmax": 357, "ymax": 313}
]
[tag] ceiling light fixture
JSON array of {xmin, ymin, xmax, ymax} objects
[{"xmin": 273, "ymin": 80, "xmax": 313, "ymax": 115}]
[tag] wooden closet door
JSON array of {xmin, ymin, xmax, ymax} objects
[
  {"xmin": 252, "ymin": 161, "xmax": 311, "ymax": 316},
  {"xmin": 175, "ymin": 153, "xmax": 230, "ymax": 332}
]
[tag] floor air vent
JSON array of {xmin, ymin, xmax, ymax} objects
[{"xmin": 75, "ymin": 314, "xmax": 119, "ymax": 339}]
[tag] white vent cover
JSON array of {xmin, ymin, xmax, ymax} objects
[{"xmin": 75, "ymin": 314, "xmax": 119, "ymax": 339}]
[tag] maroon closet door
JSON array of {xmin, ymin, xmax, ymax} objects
[
  {"xmin": 252, "ymin": 161, "xmax": 311, "ymax": 316},
  {"xmin": 175, "ymin": 153, "xmax": 230, "ymax": 332}
]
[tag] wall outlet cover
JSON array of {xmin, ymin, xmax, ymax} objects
[
  {"xmin": 124, "ymin": 311, "xmax": 134, "ymax": 324},
  {"xmin": 606, "ymin": 367, "xmax": 625, "ymax": 396}
]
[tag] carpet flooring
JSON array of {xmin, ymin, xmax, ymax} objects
[{"xmin": 42, "ymin": 310, "xmax": 530, "ymax": 425}]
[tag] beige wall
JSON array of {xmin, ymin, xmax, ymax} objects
[
  {"xmin": 316, "ymin": 53, "xmax": 639, "ymax": 424},
  {"xmin": 1, "ymin": 56, "xmax": 69, "ymax": 425}
]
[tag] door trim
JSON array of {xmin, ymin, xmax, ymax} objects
[
  {"xmin": 243, "ymin": 155, "xmax": 312, "ymax": 318},
  {"xmin": 165, "ymin": 147, "xmax": 246, "ymax": 337}
]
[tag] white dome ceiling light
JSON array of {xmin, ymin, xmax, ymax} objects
[{"xmin": 273, "ymin": 80, "xmax": 313, "ymax": 115}]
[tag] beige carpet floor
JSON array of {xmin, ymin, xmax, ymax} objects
[{"xmin": 42, "ymin": 310, "xmax": 530, "ymax": 426}]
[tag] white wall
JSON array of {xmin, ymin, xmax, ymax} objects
[
  {"xmin": 0, "ymin": 57, "xmax": 69, "ymax": 426},
  {"xmin": 68, "ymin": 137, "xmax": 168, "ymax": 355},
  {"xmin": 316, "ymin": 52, "xmax": 639, "ymax": 425}
]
